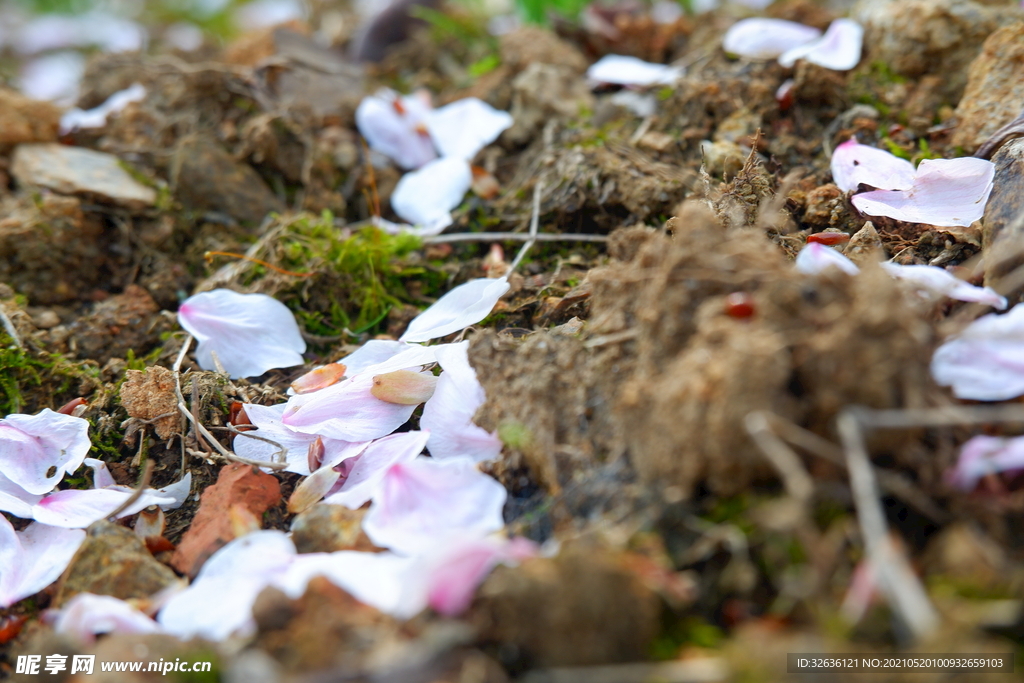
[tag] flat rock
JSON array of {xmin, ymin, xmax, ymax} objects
[
  {"xmin": 55, "ymin": 521, "xmax": 180, "ymax": 607},
  {"xmin": 854, "ymin": 0, "xmax": 1024, "ymax": 101},
  {"xmin": 290, "ymin": 504, "xmax": 378, "ymax": 554},
  {"xmin": 982, "ymin": 136, "xmax": 1024, "ymax": 303},
  {"xmin": 171, "ymin": 463, "xmax": 281, "ymax": 578},
  {"xmin": 172, "ymin": 136, "xmax": 284, "ymax": 225},
  {"xmin": 11, "ymin": 143, "xmax": 157, "ymax": 208},
  {"xmin": 952, "ymin": 22, "xmax": 1024, "ymax": 153},
  {"xmin": 0, "ymin": 87, "xmax": 61, "ymax": 145}
]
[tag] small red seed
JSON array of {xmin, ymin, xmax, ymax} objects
[
  {"xmin": 0, "ymin": 615, "xmax": 28, "ymax": 644},
  {"xmin": 725, "ymin": 292, "xmax": 756, "ymax": 319},
  {"xmin": 807, "ymin": 232, "xmax": 850, "ymax": 246}
]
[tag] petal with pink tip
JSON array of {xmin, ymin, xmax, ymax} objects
[
  {"xmin": 281, "ymin": 373, "xmax": 419, "ymax": 442},
  {"xmin": 585, "ymin": 54, "xmax": 683, "ymax": 86},
  {"xmin": 30, "ymin": 487, "xmax": 176, "ymax": 528},
  {"xmin": 948, "ymin": 435, "xmax": 1024, "ymax": 491},
  {"xmin": 425, "ymin": 535, "xmax": 537, "ymax": 616},
  {"xmin": 722, "ymin": 18, "xmax": 820, "ymax": 59},
  {"xmin": 177, "ymin": 289, "xmax": 306, "ymax": 379},
  {"xmin": 83, "ymin": 457, "xmax": 191, "ymax": 509},
  {"xmin": 54, "ymin": 593, "xmax": 162, "ymax": 643},
  {"xmin": 851, "ymin": 157, "xmax": 995, "ymax": 228},
  {"xmin": 425, "ymin": 98, "xmax": 513, "ymax": 161},
  {"xmin": 0, "ymin": 517, "xmax": 85, "ymax": 608},
  {"xmin": 321, "ymin": 431, "xmax": 428, "ymax": 509},
  {"xmin": 778, "ymin": 18, "xmax": 863, "ymax": 71},
  {"xmin": 390, "ymin": 157, "xmax": 473, "ymax": 235},
  {"xmin": 881, "ymin": 263, "xmax": 1007, "ymax": 309},
  {"xmin": 931, "ymin": 304, "xmax": 1024, "ymax": 401},
  {"xmin": 355, "ymin": 89, "xmax": 437, "ymax": 170},
  {"xmin": 795, "ymin": 243, "xmax": 860, "ymax": 276},
  {"xmin": 0, "ymin": 472, "xmax": 42, "ymax": 518},
  {"xmin": 0, "ymin": 409, "xmax": 91, "ymax": 495},
  {"xmin": 400, "ymin": 277, "xmax": 510, "ymax": 342},
  {"xmin": 830, "ymin": 139, "xmax": 915, "ymax": 193},
  {"xmin": 362, "ymin": 457, "xmax": 507, "ymax": 556},
  {"xmin": 421, "ymin": 341, "xmax": 502, "ymax": 463}
]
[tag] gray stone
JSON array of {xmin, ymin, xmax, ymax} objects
[
  {"xmin": 11, "ymin": 143, "xmax": 157, "ymax": 208},
  {"xmin": 952, "ymin": 22, "xmax": 1024, "ymax": 153},
  {"xmin": 982, "ymin": 137, "xmax": 1024, "ymax": 304}
]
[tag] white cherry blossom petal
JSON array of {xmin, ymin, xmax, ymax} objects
[
  {"xmin": 390, "ymin": 157, "xmax": 473, "ymax": 235},
  {"xmin": 178, "ymin": 289, "xmax": 306, "ymax": 379},
  {"xmin": 949, "ymin": 435, "xmax": 1024, "ymax": 491},
  {"xmin": 322, "ymin": 431, "xmax": 429, "ymax": 509},
  {"xmin": 60, "ymin": 82, "xmax": 146, "ymax": 134},
  {"xmin": 881, "ymin": 263, "xmax": 1007, "ymax": 309},
  {"xmin": 722, "ymin": 18, "xmax": 820, "ymax": 60},
  {"xmin": 425, "ymin": 98, "xmax": 513, "ymax": 161},
  {"xmin": 778, "ymin": 18, "xmax": 863, "ymax": 70},
  {"xmin": 425, "ymin": 535, "xmax": 537, "ymax": 616},
  {"xmin": 30, "ymin": 488, "xmax": 176, "ymax": 528},
  {"xmin": 421, "ymin": 341, "xmax": 502, "ymax": 463},
  {"xmin": 851, "ymin": 157, "xmax": 995, "ymax": 228},
  {"xmin": 795, "ymin": 243, "xmax": 860, "ymax": 276},
  {"xmin": 362, "ymin": 457, "xmax": 507, "ymax": 556},
  {"xmin": 830, "ymin": 139, "xmax": 915, "ymax": 193},
  {"xmin": 281, "ymin": 374, "xmax": 419, "ymax": 442},
  {"xmin": 0, "ymin": 517, "xmax": 85, "ymax": 608},
  {"xmin": 54, "ymin": 593, "xmax": 162, "ymax": 643},
  {"xmin": 337, "ymin": 339, "xmax": 413, "ymax": 376},
  {"xmin": 356, "ymin": 89, "xmax": 437, "ymax": 170},
  {"xmin": 0, "ymin": 472, "xmax": 41, "ymax": 518},
  {"xmin": 586, "ymin": 54, "xmax": 683, "ymax": 86},
  {"xmin": 400, "ymin": 277, "xmax": 510, "ymax": 342},
  {"xmin": 0, "ymin": 409, "xmax": 91, "ymax": 495},
  {"xmin": 931, "ymin": 304, "xmax": 1024, "ymax": 401}
]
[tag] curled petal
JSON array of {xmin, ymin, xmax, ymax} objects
[
  {"xmin": 400, "ymin": 277, "xmax": 510, "ymax": 342},
  {"xmin": 178, "ymin": 289, "xmax": 306, "ymax": 379},
  {"xmin": 425, "ymin": 98, "xmax": 513, "ymax": 161},
  {"xmin": 0, "ymin": 409, "xmax": 91, "ymax": 495},
  {"xmin": 0, "ymin": 516, "xmax": 85, "ymax": 608},
  {"xmin": 288, "ymin": 466, "xmax": 342, "ymax": 514},
  {"xmin": 881, "ymin": 263, "xmax": 1007, "ymax": 309},
  {"xmin": 949, "ymin": 435, "xmax": 1024, "ymax": 491},
  {"xmin": 722, "ymin": 18, "xmax": 820, "ymax": 59},
  {"xmin": 362, "ymin": 457, "xmax": 507, "ymax": 556},
  {"xmin": 322, "ymin": 431, "xmax": 429, "ymax": 509},
  {"xmin": 355, "ymin": 89, "xmax": 436, "ymax": 170},
  {"xmin": 0, "ymin": 472, "xmax": 42, "ymax": 518},
  {"xmin": 586, "ymin": 54, "xmax": 683, "ymax": 86},
  {"xmin": 290, "ymin": 363, "xmax": 346, "ymax": 394},
  {"xmin": 795, "ymin": 243, "xmax": 860, "ymax": 276},
  {"xmin": 778, "ymin": 18, "xmax": 863, "ymax": 70},
  {"xmin": 54, "ymin": 593, "xmax": 162, "ymax": 643},
  {"xmin": 390, "ymin": 157, "xmax": 472, "ymax": 235},
  {"xmin": 421, "ymin": 341, "xmax": 502, "ymax": 463},
  {"xmin": 371, "ymin": 370, "xmax": 438, "ymax": 405},
  {"xmin": 931, "ymin": 304, "xmax": 1024, "ymax": 401},
  {"xmin": 830, "ymin": 139, "xmax": 915, "ymax": 193},
  {"xmin": 851, "ymin": 157, "xmax": 995, "ymax": 228}
]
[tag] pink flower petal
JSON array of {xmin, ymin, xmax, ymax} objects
[
  {"xmin": 390, "ymin": 156, "xmax": 473, "ymax": 234},
  {"xmin": 30, "ymin": 487, "xmax": 176, "ymax": 528},
  {"xmin": 722, "ymin": 18, "xmax": 820, "ymax": 59},
  {"xmin": 321, "ymin": 431, "xmax": 429, "ymax": 509},
  {"xmin": 400, "ymin": 277, "xmax": 510, "ymax": 342},
  {"xmin": 948, "ymin": 435, "xmax": 1024, "ymax": 491},
  {"xmin": 585, "ymin": 54, "xmax": 683, "ymax": 86},
  {"xmin": 178, "ymin": 289, "xmax": 306, "ymax": 379},
  {"xmin": 0, "ymin": 472, "xmax": 41, "ymax": 518},
  {"xmin": 355, "ymin": 89, "xmax": 437, "ymax": 170},
  {"xmin": 830, "ymin": 139, "xmax": 915, "ymax": 193},
  {"xmin": 0, "ymin": 516, "xmax": 85, "ymax": 608},
  {"xmin": 425, "ymin": 98, "xmax": 513, "ymax": 161},
  {"xmin": 82, "ymin": 458, "xmax": 117, "ymax": 489},
  {"xmin": 337, "ymin": 339, "xmax": 414, "ymax": 376},
  {"xmin": 851, "ymin": 157, "xmax": 995, "ymax": 228},
  {"xmin": 421, "ymin": 341, "xmax": 502, "ymax": 463},
  {"xmin": 778, "ymin": 18, "xmax": 863, "ymax": 70},
  {"xmin": 53, "ymin": 593, "xmax": 162, "ymax": 643},
  {"xmin": 362, "ymin": 457, "xmax": 507, "ymax": 556},
  {"xmin": 281, "ymin": 373, "xmax": 419, "ymax": 442},
  {"xmin": 425, "ymin": 535, "xmax": 537, "ymax": 616},
  {"xmin": 881, "ymin": 263, "xmax": 1007, "ymax": 309},
  {"xmin": 0, "ymin": 409, "xmax": 91, "ymax": 495},
  {"xmin": 795, "ymin": 243, "xmax": 860, "ymax": 276},
  {"xmin": 931, "ymin": 304, "xmax": 1024, "ymax": 400}
]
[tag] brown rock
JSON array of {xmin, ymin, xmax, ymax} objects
[
  {"xmin": 505, "ymin": 63, "xmax": 595, "ymax": 145},
  {"xmin": 171, "ymin": 135, "xmax": 284, "ymax": 225},
  {"xmin": 952, "ymin": 22, "xmax": 1024, "ymax": 152},
  {"xmin": 171, "ymin": 463, "xmax": 282, "ymax": 577},
  {"xmin": 854, "ymin": 0, "xmax": 1024, "ymax": 101},
  {"xmin": 55, "ymin": 521, "xmax": 180, "ymax": 606},
  {"xmin": 120, "ymin": 367, "xmax": 179, "ymax": 439},
  {"xmin": 11, "ymin": 143, "xmax": 157, "ymax": 208},
  {"xmin": 0, "ymin": 87, "xmax": 61, "ymax": 145},
  {"xmin": 290, "ymin": 504, "xmax": 379, "ymax": 553},
  {"xmin": 982, "ymin": 136, "xmax": 1024, "ymax": 303},
  {"xmin": 470, "ymin": 545, "xmax": 660, "ymax": 668},
  {"xmin": 66, "ymin": 285, "xmax": 171, "ymax": 364},
  {"xmin": 845, "ymin": 221, "xmax": 885, "ymax": 263},
  {"xmin": 802, "ymin": 184, "xmax": 843, "ymax": 227}
]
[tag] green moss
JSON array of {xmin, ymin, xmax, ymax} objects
[
  {"xmin": 498, "ymin": 420, "xmax": 533, "ymax": 450},
  {"xmin": 0, "ymin": 334, "xmax": 100, "ymax": 415}
]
